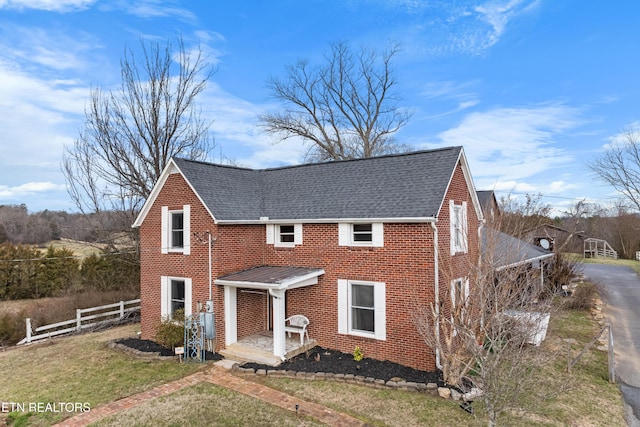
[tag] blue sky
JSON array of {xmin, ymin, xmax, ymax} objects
[{"xmin": 1, "ymin": 0, "xmax": 638, "ymax": 215}]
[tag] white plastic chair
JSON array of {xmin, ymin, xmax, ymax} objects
[{"xmin": 284, "ymin": 315, "xmax": 309, "ymax": 345}]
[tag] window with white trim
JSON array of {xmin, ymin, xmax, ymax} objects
[
  {"xmin": 449, "ymin": 200, "xmax": 468, "ymax": 255},
  {"xmin": 266, "ymin": 224, "xmax": 303, "ymax": 247},
  {"xmin": 450, "ymin": 277, "xmax": 470, "ymax": 335},
  {"xmin": 170, "ymin": 211, "xmax": 184, "ymax": 249},
  {"xmin": 160, "ymin": 276, "xmax": 192, "ymax": 319},
  {"xmin": 337, "ymin": 279, "xmax": 386, "ymax": 340},
  {"xmin": 161, "ymin": 205, "xmax": 190, "ymax": 254},
  {"xmin": 338, "ymin": 223, "xmax": 384, "ymax": 247}
]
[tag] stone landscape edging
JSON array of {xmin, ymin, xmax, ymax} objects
[
  {"xmin": 108, "ymin": 339, "xmax": 464, "ymax": 401},
  {"xmin": 230, "ymin": 363, "xmax": 465, "ymax": 401},
  {"xmin": 107, "ymin": 340, "xmax": 178, "ymax": 361}
]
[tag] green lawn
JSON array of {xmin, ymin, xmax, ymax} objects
[{"xmin": 0, "ymin": 300, "xmax": 627, "ymax": 426}]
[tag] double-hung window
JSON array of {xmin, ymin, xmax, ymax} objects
[
  {"xmin": 337, "ymin": 279, "xmax": 386, "ymax": 340},
  {"xmin": 171, "ymin": 212, "xmax": 184, "ymax": 249},
  {"xmin": 450, "ymin": 200, "xmax": 468, "ymax": 255},
  {"xmin": 161, "ymin": 205, "xmax": 190, "ymax": 254},
  {"xmin": 160, "ymin": 276, "xmax": 192, "ymax": 319},
  {"xmin": 450, "ymin": 277, "xmax": 470, "ymax": 334},
  {"xmin": 338, "ymin": 223, "xmax": 384, "ymax": 247}
]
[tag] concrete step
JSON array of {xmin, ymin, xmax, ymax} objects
[{"xmin": 220, "ymin": 344, "xmax": 283, "ymax": 366}]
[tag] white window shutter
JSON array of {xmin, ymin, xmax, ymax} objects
[
  {"xmin": 461, "ymin": 201, "xmax": 468, "ymax": 253},
  {"xmin": 266, "ymin": 224, "xmax": 275, "ymax": 244},
  {"xmin": 374, "ymin": 282, "xmax": 386, "ymax": 340},
  {"xmin": 449, "ymin": 200, "xmax": 456, "ymax": 255},
  {"xmin": 450, "ymin": 279, "xmax": 457, "ymax": 307},
  {"xmin": 294, "ymin": 224, "xmax": 303, "ymax": 245},
  {"xmin": 337, "ymin": 279, "xmax": 348, "ymax": 334},
  {"xmin": 161, "ymin": 206, "xmax": 169, "ymax": 254},
  {"xmin": 182, "ymin": 205, "xmax": 191, "ymax": 255},
  {"xmin": 160, "ymin": 276, "xmax": 169, "ymax": 318},
  {"xmin": 372, "ymin": 223, "xmax": 384, "ymax": 247},
  {"xmin": 464, "ymin": 278, "xmax": 470, "ymax": 303},
  {"xmin": 184, "ymin": 278, "xmax": 193, "ymax": 316},
  {"xmin": 338, "ymin": 223, "xmax": 350, "ymax": 246}
]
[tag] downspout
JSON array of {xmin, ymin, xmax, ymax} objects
[{"xmin": 430, "ymin": 221, "xmax": 442, "ymax": 370}]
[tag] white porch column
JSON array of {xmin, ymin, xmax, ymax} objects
[
  {"xmin": 224, "ymin": 285, "xmax": 237, "ymax": 346},
  {"xmin": 269, "ymin": 289, "xmax": 286, "ymax": 359}
]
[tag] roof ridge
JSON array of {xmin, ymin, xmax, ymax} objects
[{"xmin": 174, "ymin": 146, "xmax": 462, "ymax": 173}]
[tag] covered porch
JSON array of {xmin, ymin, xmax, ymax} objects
[
  {"xmin": 219, "ymin": 331, "xmax": 317, "ymax": 366},
  {"xmin": 214, "ymin": 266, "xmax": 324, "ymax": 365}
]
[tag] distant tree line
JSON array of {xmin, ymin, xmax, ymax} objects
[
  {"xmin": 0, "ymin": 243, "xmax": 139, "ymax": 300},
  {"xmin": 0, "ymin": 204, "xmax": 126, "ymax": 246},
  {"xmin": 499, "ymin": 194, "xmax": 640, "ymax": 259}
]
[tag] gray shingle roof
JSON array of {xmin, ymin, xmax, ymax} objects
[
  {"xmin": 217, "ymin": 266, "xmax": 324, "ymax": 285},
  {"xmin": 173, "ymin": 146, "xmax": 462, "ymax": 221},
  {"xmin": 482, "ymin": 228, "xmax": 553, "ymax": 270}
]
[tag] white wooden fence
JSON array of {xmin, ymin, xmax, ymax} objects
[{"xmin": 17, "ymin": 299, "xmax": 141, "ymax": 345}]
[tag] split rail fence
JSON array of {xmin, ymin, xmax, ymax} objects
[{"xmin": 17, "ymin": 298, "xmax": 141, "ymax": 345}]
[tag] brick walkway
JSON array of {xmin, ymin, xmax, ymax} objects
[{"xmin": 55, "ymin": 365, "xmax": 368, "ymax": 426}]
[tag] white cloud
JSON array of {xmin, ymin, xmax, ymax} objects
[
  {"xmin": 602, "ymin": 121, "xmax": 640, "ymax": 150},
  {"xmin": 474, "ymin": 0, "xmax": 540, "ymax": 48},
  {"xmin": 488, "ymin": 179, "xmax": 577, "ymax": 195},
  {"xmin": 393, "ymin": 0, "xmax": 540, "ymax": 56},
  {"xmin": 0, "ymin": 0, "xmax": 94, "ymax": 12},
  {"xmin": 430, "ymin": 104, "xmax": 583, "ymax": 182},
  {"xmin": 198, "ymin": 83, "xmax": 306, "ymax": 169},
  {"xmin": 0, "ymin": 182, "xmax": 66, "ymax": 198},
  {"xmin": 113, "ymin": 0, "xmax": 195, "ymax": 21}
]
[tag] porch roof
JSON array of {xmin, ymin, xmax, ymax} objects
[{"xmin": 214, "ymin": 266, "xmax": 324, "ymax": 291}]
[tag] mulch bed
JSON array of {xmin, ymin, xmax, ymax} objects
[
  {"xmin": 116, "ymin": 339, "xmax": 442, "ymax": 385},
  {"xmin": 244, "ymin": 346, "xmax": 444, "ymax": 385},
  {"xmin": 116, "ymin": 338, "xmax": 223, "ymax": 361}
]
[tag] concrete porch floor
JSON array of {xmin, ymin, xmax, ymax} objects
[{"xmin": 219, "ymin": 331, "xmax": 317, "ymax": 366}]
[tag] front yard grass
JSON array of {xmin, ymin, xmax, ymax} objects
[
  {"xmin": 92, "ymin": 382, "xmax": 323, "ymax": 427},
  {"xmin": 0, "ymin": 294, "xmax": 626, "ymax": 426},
  {"xmin": 255, "ymin": 303, "xmax": 625, "ymax": 426},
  {"xmin": 0, "ymin": 325, "xmax": 203, "ymax": 426}
]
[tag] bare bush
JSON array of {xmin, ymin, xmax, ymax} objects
[{"xmin": 415, "ymin": 227, "xmax": 558, "ymax": 426}]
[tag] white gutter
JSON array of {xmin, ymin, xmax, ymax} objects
[
  {"xmin": 430, "ymin": 222, "xmax": 442, "ymax": 370},
  {"xmin": 495, "ymin": 253, "xmax": 554, "ymax": 272},
  {"xmin": 216, "ymin": 217, "xmax": 437, "ymax": 225}
]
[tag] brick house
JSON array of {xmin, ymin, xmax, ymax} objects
[{"xmin": 132, "ymin": 146, "xmax": 483, "ymax": 372}]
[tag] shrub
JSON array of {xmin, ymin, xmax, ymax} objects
[
  {"xmin": 155, "ymin": 309, "xmax": 185, "ymax": 350},
  {"xmin": 353, "ymin": 346, "xmax": 364, "ymax": 362},
  {"xmin": 545, "ymin": 253, "xmax": 577, "ymax": 298},
  {"xmin": 566, "ymin": 282, "xmax": 598, "ymax": 311},
  {"xmin": 0, "ymin": 310, "xmax": 26, "ymax": 347}
]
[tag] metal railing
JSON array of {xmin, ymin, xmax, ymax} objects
[{"xmin": 17, "ymin": 299, "xmax": 141, "ymax": 345}]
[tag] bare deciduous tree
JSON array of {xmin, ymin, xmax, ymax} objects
[
  {"xmin": 590, "ymin": 129, "xmax": 640, "ymax": 212},
  {"xmin": 63, "ymin": 37, "xmax": 214, "ymax": 245},
  {"xmin": 415, "ymin": 226, "xmax": 568, "ymax": 426},
  {"xmin": 499, "ymin": 193, "xmax": 552, "ymax": 238},
  {"xmin": 260, "ymin": 41, "xmax": 412, "ymax": 161}
]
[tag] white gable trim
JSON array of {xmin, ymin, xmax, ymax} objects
[
  {"xmin": 132, "ymin": 158, "xmax": 218, "ymax": 228},
  {"xmin": 436, "ymin": 148, "xmax": 484, "ymax": 223}
]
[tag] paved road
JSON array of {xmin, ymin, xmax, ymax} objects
[{"xmin": 582, "ymin": 263, "xmax": 640, "ymax": 426}]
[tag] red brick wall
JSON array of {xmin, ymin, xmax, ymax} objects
[
  {"xmin": 139, "ymin": 172, "xmax": 225, "ymax": 344},
  {"xmin": 138, "ymin": 160, "xmax": 481, "ymax": 372},
  {"xmin": 436, "ymin": 163, "xmax": 481, "ymax": 322}
]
